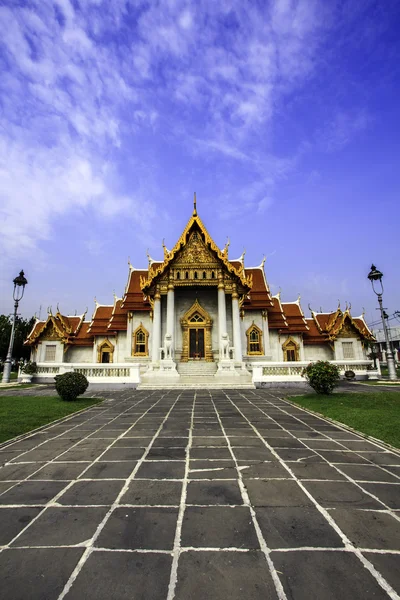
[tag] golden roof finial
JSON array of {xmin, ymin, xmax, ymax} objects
[{"xmin": 193, "ymin": 192, "xmax": 197, "ymax": 216}]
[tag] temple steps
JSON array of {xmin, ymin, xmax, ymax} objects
[
  {"xmin": 138, "ymin": 381, "xmax": 255, "ymax": 389},
  {"xmin": 176, "ymin": 362, "xmax": 218, "ymax": 377}
]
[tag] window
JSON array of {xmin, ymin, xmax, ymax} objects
[
  {"xmin": 282, "ymin": 337, "xmax": 300, "ymax": 361},
  {"xmin": 342, "ymin": 342, "xmax": 354, "ymax": 359},
  {"xmin": 189, "ymin": 313, "xmax": 204, "ymax": 323},
  {"xmin": 177, "ymin": 272, "xmax": 180, "ymax": 280},
  {"xmin": 97, "ymin": 339, "xmax": 114, "ymax": 363},
  {"xmin": 44, "ymin": 345, "xmax": 56, "ymax": 362},
  {"xmin": 133, "ymin": 325, "xmax": 149, "ymax": 356},
  {"xmin": 185, "ymin": 271, "xmax": 189, "ymax": 279},
  {"xmin": 211, "ymin": 271, "xmax": 215, "ymax": 279},
  {"xmin": 203, "ymin": 271, "xmax": 206, "ymax": 279},
  {"xmin": 194, "ymin": 271, "xmax": 198, "ymax": 279},
  {"xmin": 246, "ymin": 324, "xmax": 263, "ymax": 355}
]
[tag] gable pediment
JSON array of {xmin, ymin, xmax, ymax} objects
[{"xmin": 172, "ymin": 230, "xmax": 220, "ymax": 268}]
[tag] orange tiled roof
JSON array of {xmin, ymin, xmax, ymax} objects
[
  {"xmin": 108, "ymin": 299, "xmax": 128, "ymax": 331},
  {"xmin": 303, "ymin": 318, "xmax": 328, "ymax": 344},
  {"xmin": 121, "ymin": 268, "xmax": 151, "ymax": 312},
  {"xmin": 282, "ymin": 301, "xmax": 309, "ymax": 333},
  {"xmin": 88, "ymin": 305, "xmax": 114, "ymax": 335}
]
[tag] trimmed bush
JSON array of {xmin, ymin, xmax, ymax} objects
[
  {"xmin": 21, "ymin": 361, "xmax": 37, "ymax": 375},
  {"xmin": 55, "ymin": 371, "xmax": 89, "ymax": 401},
  {"xmin": 302, "ymin": 361, "xmax": 340, "ymax": 395}
]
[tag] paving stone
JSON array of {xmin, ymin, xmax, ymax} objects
[
  {"xmin": 266, "ymin": 438, "xmax": 306, "ymax": 449},
  {"xmin": 29, "ymin": 463, "xmax": 90, "ymax": 480},
  {"xmin": 186, "ymin": 481, "xmax": 243, "ymax": 505},
  {"xmin": 272, "ymin": 549, "xmax": 390, "ymax": 600},
  {"xmin": 239, "ymin": 461, "xmax": 291, "ymax": 480},
  {"xmin": 301, "ymin": 439, "xmax": 345, "ymax": 450},
  {"xmin": 337, "ymin": 464, "xmax": 399, "ymax": 483},
  {"xmin": 189, "ymin": 459, "xmax": 237, "ymax": 479},
  {"xmin": 0, "ymin": 547, "xmax": 84, "ymax": 600},
  {"xmin": 96, "ymin": 506, "xmax": 178, "ymax": 549},
  {"xmin": 232, "ymin": 447, "xmax": 276, "ymax": 461},
  {"xmin": 302, "ymin": 481, "xmax": 383, "ymax": 509},
  {"xmin": 0, "ymin": 507, "xmax": 42, "ymax": 544},
  {"xmin": 360, "ymin": 483, "xmax": 400, "ymax": 509},
  {"xmin": 182, "ymin": 506, "xmax": 259, "ymax": 548},
  {"xmin": 0, "ymin": 481, "xmax": 67, "ymax": 505},
  {"xmin": 54, "ymin": 448, "xmax": 105, "ymax": 462},
  {"xmin": 255, "ymin": 506, "xmax": 344, "ymax": 548},
  {"xmin": 120, "ymin": 479, "xmax": 183, "ymax": 505},
  {"xmin": 363, "ymin": 552, "xmax": 400, "ymax": 593},
  {"xmin": 135, "ymin": 460, "xmax": 185, "ymax": 479},
  {"xmin": 0, "ymin": 463, "xmax": 42, "ymax": 481},
  {"xmin": 57, "ymin": 480, "xmax": 125, "ymax": 505},
  {"xmin": 0, "ymin": 451, "xmax": 26, "ymax": 464},
  {"xmin": 174, "ymin": 550, "xmax": 279, "ymax": 600},
  {"xmin": 245, "ymin": 479, "xmax": 314, "ymax": 507},
  {"xmin": 328, "ymin": 508, "xmax": 400, "ymax": 550},
  {"xmin": 12, "ymin": 507, "xmax": 109, "ymax": 547},
  {"xmin": 64, "ymin": 550, "xmax": 172, "ymax": 600},
  {"xmin": 146, "ymin": 447, "xmax": 187, "ymax": 460},
  {"xmin": 191, "ymin": 437, "xmax": 228, "ymax": 446},
  {"xmin": 340, "ymin": 440, "xmax": 385, "ymax": 452},
  {"xmin": 353, "ymin": 452, "xmax": 400, "ymax": 466},
  {"xmin": 274, "ymin": 448, "xmax": 319, "ymax": 461},
  {"xmin": 317, "ymin": 450, "xmax": 371, "ymax": 464},
  {"xmin": 78, "ymin": 461, "xmax": 138, "ymax": 479},
  {"xmin": 94, "ymin": 447, "xmax": 145, "ymax": 461},
  {"xmin": 115, "ymin": 436, "xmax": 152, "ymax": 446},
  {"xmin": 228, "ymin": 437, "xmax": 265, "ymax": 447},
  {"xmin": 288, "ymin": 462, "xmax": 346, "ymax": 480}
]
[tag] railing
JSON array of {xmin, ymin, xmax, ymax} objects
[
  {"xmin": 33, "ymin": 363, "xmax": 140, "ymax": 384},
  {"xmin": 252, "ymin": 360, "xmax": 373, "ymax": 383}
]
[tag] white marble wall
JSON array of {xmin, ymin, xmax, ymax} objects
[
  {"xmin": 65, "ymin": 346, "xmax": 93, "ymax": 363},
  {"xmin": 304, "ymin": 344, "xmax": 334, "ymax": 361}
]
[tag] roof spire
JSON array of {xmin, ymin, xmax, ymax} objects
[{"xmin": 193, "ymin": 192, "xmax": 197, "ymax": 216}]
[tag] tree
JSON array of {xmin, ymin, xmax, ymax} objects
[{"xmin": 0, "ymin": 315, "xmax": 36, "ymax": 365}]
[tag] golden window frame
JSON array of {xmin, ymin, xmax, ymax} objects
[
  {"xmin": 282, "ymin": 336, "xmax": 300, "ymax": 362},
  {"xmin": 97, "ymin": 339, "xmax": 114, "ymax": 363},
  {"xmin": 132, "ymin": 323, "xmax": 149, "ymax": 356},
  {"xmin": 246, "ymin": 323, "xmax": 263, "ymax": 355}
]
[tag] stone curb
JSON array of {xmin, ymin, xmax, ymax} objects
[
  {"xmin": 284, "ymin": 395, "xmax": 400, "ymax": 455},
  {"xmin": 0, "ymin": 395, "xmax": 106, "ymax": 451}
]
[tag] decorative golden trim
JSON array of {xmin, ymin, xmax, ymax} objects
[
  {"xmin": 282, "ymin": 336, "xmax": 300, "ymax": 361},
  {"xmin": 246, "ymin": 322, "xmax": 263, "ymax": 355},
  {"xmin": 97, "ymin": 338, "xmax": 114, "ymax": 363},
  {"xmin": 140, "ymin": 211, "xmax": 252, "ymax": 292},
  {"xmin": 132, "ymin": 323, "xmax": 149, "ymax": 356},
  {"xmin": 180, "ymin": 299, "xmax": 213, "ymax": 362}
]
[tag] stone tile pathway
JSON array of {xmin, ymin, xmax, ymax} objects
[{"xmin": 0, "ymin": 388, "xmax": 399, "ymax": 600}]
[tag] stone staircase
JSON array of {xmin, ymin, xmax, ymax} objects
[{"xmin": 138, "ymin": 360, "xmax": 255, "ymax": 389}]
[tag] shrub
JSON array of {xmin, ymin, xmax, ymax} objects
[
  {"xmin": 55, "ymin": 371, "xmax": 89, "ymax": 401},
  {"xmin": 302, "ymin": 361, "xmax": 340, "ymax": 395},
  {"xmin": 21, "ymin": 361, "xmax": 37, "ymax": 375}
]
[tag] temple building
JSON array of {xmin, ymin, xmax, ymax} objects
[{"xmin": 25, "ymin": 200, "xmax": 375, "ymax": 388}]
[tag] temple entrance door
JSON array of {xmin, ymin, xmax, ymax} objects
[{"xmin": 189, "ymin": 328, "xmax": 205, "ymax": 359}]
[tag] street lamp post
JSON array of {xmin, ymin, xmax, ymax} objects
[
  {"xmin": 2, "ymin": 271, "xmax": 28, "ymax": 384},
  {"xmin": 367, "ymin": 264, "xmax": 397, "ymax": 381}
]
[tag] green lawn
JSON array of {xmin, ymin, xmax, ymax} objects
[
  {"xmin": 289, "ymin": 391, "xmax": 400, "ymax": 449},
  {"xmin": 0, "ymin": 396, "xmax": 102, "ymax": 444}
]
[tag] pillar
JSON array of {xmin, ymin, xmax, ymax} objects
[
  {"xmin": 151, "ymin": 288, "xmax": 162, "ymax": 363},
  {"xmin": 232, "ymin": 285, "xmax": 243, "ymax": 362},
  {"xmin": 262, "ymin": 310, "xmax": 271, "ymax": 356},
  {"xmin": 218, "ymin": 273, "xmax": 227, "ymax": 358},
  {"xmin": 166, "ymin": 282, "xmax": 175, "ymax": 356}
]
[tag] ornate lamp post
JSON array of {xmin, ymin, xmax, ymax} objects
[
  {"xmin": 367, "ymin": 264, "xmax": 397, "ymax": 381},
  {"xmin": 2, "ymin": 271, "xmax": 28, "ymax": 384}
]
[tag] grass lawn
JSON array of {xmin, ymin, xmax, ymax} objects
[
  {"xmin": 289, "ymin": 391, "xmax": 400, "ymax": 449},
  {"xmin": 0, "ymin": 396, "xmax": 102, "ymax": 444}
]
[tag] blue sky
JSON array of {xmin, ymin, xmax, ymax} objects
[{"xmin": 1, "ymin": 0, "xmax": 399, "ymax": 327}]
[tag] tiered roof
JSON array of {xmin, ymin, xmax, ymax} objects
[{"xmin": 25, "ymin": 204, "xmax": 375, "ymax": 349}]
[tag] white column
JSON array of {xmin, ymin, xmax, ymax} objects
[
  {"xmin": 232, "ymin": 285, "xmax": 243, "ymax": 362},
  {"xmin": 151, "ymin": 288, "xmax": 162, "ymax": 363},
  {"xmin": 218, "ymin": 274, "xmax": 227, "ymax": 344},
  {"xmin": 166, "ymin": 282, "xmax": 175, "ymax": 356},
  {"xmin": 262, "ymin": 310, "xmax": 271, "ymax": 356}
]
